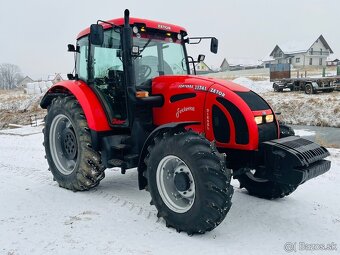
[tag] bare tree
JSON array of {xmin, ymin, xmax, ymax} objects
[{"xmin": 0, "ymin": 63, "xmax": 23, "ymax": 90}]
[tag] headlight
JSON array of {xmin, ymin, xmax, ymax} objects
[
  {"xmin": 255, "ymin": 114, "xmax": 274, "ymax": 125},
  {"xmin": 265, "ymin": 114, "xmax": 274, "ymax": 123},
  {"xmin": 254, "ymin": 116, "xmax": 263, "ymax": 125}
]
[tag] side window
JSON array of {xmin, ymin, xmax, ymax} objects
[
  {"xmin": 163, "ymin": 43, "xmax": 187, "ymax": 75},
  {"xmin": 93, "ymin": 47, "xmax": 122, "ymax": 78},
  {"xmin": 77, "ymin": 37, "xmax": 89, "ymax": 81},
  {"xmin": 93, "ymin": 30, "xmax": 122, "ymax": 79}
]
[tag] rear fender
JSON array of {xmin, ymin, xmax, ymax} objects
[
  {"xmin": 40, "ymin": 80, "xmax": 111, "ymax": 131},
  {"xmin": 137, "ymin": 121, "xmax": 200, "ymax": 190}
]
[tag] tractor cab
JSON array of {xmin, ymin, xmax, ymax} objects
[{"xmin": 71, "ymin": 13, "xmax": 218, "ymax": 128}]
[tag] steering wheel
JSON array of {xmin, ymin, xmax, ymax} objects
[
  {"xmin": 139, "ymin": 65, "xmax": 152, "ymax": 80},
  {"xmin": 171, "ymin": 63, "xmax": 185, "ymax": 74}
]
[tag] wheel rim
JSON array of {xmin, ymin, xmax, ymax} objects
[
  {"xmin": 49, "ymin": 114, "xmax": 79, "ymax": 175},
  {"xmin": 306, "ymin": 85, "xmax": 312, "ymax": 94},
  {"xmin": 156, "ymin": 155, "xmax": 195, "ymax": 213}
]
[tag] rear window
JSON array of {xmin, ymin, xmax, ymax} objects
[{"xmin": 235, "ymin": 91, "xmax": 270, "ymax": 111}]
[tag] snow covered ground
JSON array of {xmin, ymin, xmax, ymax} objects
[
  {"xmin": 0, "ymin": 126, "xmax": 339, "ymax": 255},
  {"xmin": 232, "ymin": 77, "xmax": 272, "ymax": 93}
]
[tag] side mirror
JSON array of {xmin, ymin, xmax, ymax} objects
[
  {"xmin": 210, "ymin": 37, "xmax": 218, "ymax": 54},
  {"xmin": 67, "ymin": 73, "xmax": 77, "ymax": 80},
  {"xmin": 67, "ymin": 44, "xmax": 80, "ymax": 53},
  {"xmin": 198, "ymin": 54, "xmax": 205, "ymax": 62},
  {"xmin": 89, "ymin": 24, "xmax": 104, "ymax": 45}
]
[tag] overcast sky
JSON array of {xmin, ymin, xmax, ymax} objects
[{"xmin": 0, "ymin": 0, "xmax": 339, "ymax": 79}]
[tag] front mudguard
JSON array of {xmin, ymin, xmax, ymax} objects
[{"xmin": 137, "ymin": 121, "xmax": 200, "ymax": 190}]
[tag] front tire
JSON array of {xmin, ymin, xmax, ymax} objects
[
  {"xmin": 43, "ymin": 96, "xmax": 105, "ymax": 191},
  {"xmin": 279, "ymin": 122, "xmax": 295, "ymax": 138},
  {"xmin": 236, "ymin": 169, "xmax": 298, "ymax": 199},
  {"xmin": 145, "ymin": 130, "xmax": 233, "ymax": 234}
]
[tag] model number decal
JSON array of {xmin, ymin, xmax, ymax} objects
[
  {"xmin": 178, "ymin": 84, "xmax": 208, "ymax": 91},
  {"xmin": 209, "ymin": 88, "xmax": 225, "ymax": 97},
  {"xmin": 178, "ymin": 84, "xmax": 194, "ymax": 89},
  {"xmin": 194, "ymin": 85, "xmax": 207, "ymax": 91},
  {"xmin": 176, "ymin": 107, "xmax": 195, "ymax": 118},
  {"xmin": 206, "ymin": 108, "xmax": 210, "ymax": 131}
]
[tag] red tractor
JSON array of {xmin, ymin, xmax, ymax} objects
[{"xmin": 41, "ymin": 10, "xmax": 331, "ymax": 234}]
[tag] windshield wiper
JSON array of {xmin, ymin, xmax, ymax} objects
[{"xmin": 139, "ymin": 38, "xmax": 152, "ymax": 55}]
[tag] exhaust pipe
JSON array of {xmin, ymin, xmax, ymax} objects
[
  {"xmin": 124, "ymin": 9, "xmax": 130, "ymax": 26},
  {"xmin": 122, "ymin": 9, "xmax": 136, "ymax": 125}
]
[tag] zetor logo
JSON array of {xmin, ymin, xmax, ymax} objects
[
  {"xmin": 158, "ymin": 24, "xmax": 171, "ymax": 30},
  {"xmin": 176, "ymin": 107, "xmax": 195, "ymax": 118}
]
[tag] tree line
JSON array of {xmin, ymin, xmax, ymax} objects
[{"xmin": 0, "ymin": 63, "xmax": 24, "ymax": 90}]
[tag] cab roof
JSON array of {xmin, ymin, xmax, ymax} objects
[{"xmin": 77, "ymin": 17, "xmax": 187, "ymax": 40}]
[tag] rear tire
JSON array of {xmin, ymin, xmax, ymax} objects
[
  {"xmin": 43, "ymin": 96, "xmax": 105, "ymax": 191},
  {"xmin": 145, "ymin": 130, "xmax": 233, "ymax": 234},
  {"xmin": 273, "ymin": 83, "xmax": 282, "ymax": 92},
  {"xmin": 236, "ymin": 169, "xmax": 298, "ymax": 199},
  {"xmin": 305, "ymin": 84, "xmax": 314, "ymax": 94}
]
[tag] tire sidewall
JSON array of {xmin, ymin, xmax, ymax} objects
[
  {"xmin": 305, "ymin": 84, "xmax": 312, "ymax": 94},
  {"xmin": 147, "ymin": 136, "xmax": 214, "ymax": 226},
  {"xmin": 45, "ymin": 99, "xmax": 82, "ymax": 184},
  {"xmin": 237, "ymin": 172, "xmax": 297, "ymax": 199}
]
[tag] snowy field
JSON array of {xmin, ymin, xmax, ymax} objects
[
  {"xmin": 0, "ymin": 90, "xmax": 45, "ymax": 129},
  {"xmin": 232, "ymin": 77, "xmax": 340, "ymax": 128},
  {"xmin": 0, "ymin": 126, "xmax": 339, "ymax": 255}
]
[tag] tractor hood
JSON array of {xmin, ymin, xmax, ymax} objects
[
  {"xmin": 189, "ymin": 75, "xmax": 251, "ymax": 92},
  {"xmin": 151, "ymin": 75, "xmax": 277, "ymax": 151},
  {"xmin": 152, "ymin": 75, "xmax": 250, "ymax": 93}
]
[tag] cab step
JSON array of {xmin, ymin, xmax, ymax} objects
[
  {"xmin": 107, "ymin": 158, "xmax": 125, "ymax": 168},
  {"xmin": 111, "ymin": 144, "xmax": 131, "ymax": 152}
]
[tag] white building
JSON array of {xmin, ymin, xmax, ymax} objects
[
  {"xmin": 220, "ymin": 58, "xmax": 263, "ymax": 71},
  {"xmin": 47, "ymin": 73, "xmax": 68, "ymax": 84},
  {"xmin": 194, "ymin": 61, "xmax": 214, "ymax": 74},
  {"xmin": 263, "ymin": 35, "xmax": 333, "ymax": 68},
  {"xmin": 16, "ymin": 76, "xmax": 34, "ymax": 89}
]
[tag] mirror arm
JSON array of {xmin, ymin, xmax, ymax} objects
[
  {"xmin": 97, "ymin": 20, "xmax": 114, "ymax": 26},
  {"xmin": 188, "ymin": 38, "xmax": 202, "ymax": 44},
  {"xmin": 96, "ymin": 20, "xmax": 121, "ymax": 32},
  {"xmin": 188, "ymin": 37, "xmax": 215, "ymax": 44}
]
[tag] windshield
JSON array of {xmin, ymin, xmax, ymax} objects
[{"xmin": 133, "ymin": 35, "xmax": 188, "ymax": 86}]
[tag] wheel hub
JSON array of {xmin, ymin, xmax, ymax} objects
[
  {"xmin": 61, "ymin": 128, "xmax": 77, "ymax": 160},
  {"xmin": 156, "ymin": 155, "xmax": 195, "ymax": 213},
  {"xmin": 49, "ymin": 114, "xmax": 79, "ymax": 175},
  {"xmin": 174, "ymin": 172, "xmax": 190, "ymax": 192}
]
